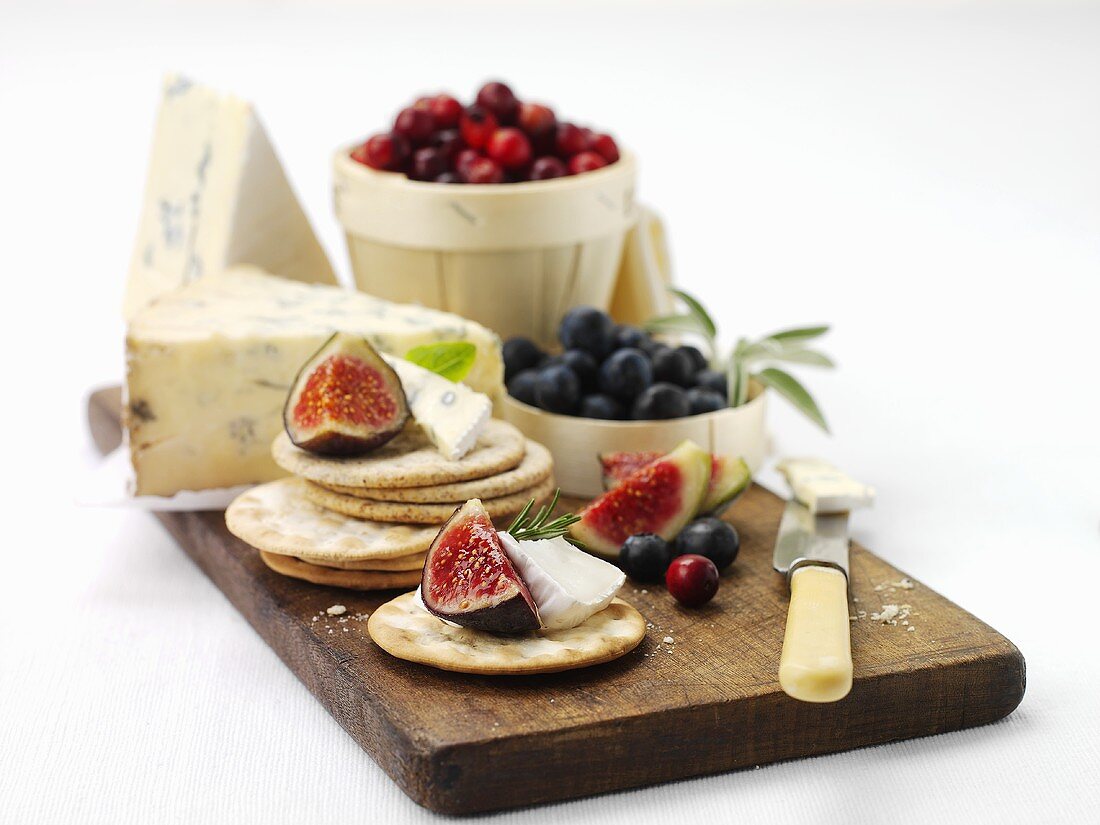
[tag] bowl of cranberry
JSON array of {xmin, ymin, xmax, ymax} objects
[
  {"xmin": 498, "ymin": 307, "xmax": 769, "ymax": 498},
  {"xmin": 335, "ymin": 81, "xmax": 639, "ymax": 348}
]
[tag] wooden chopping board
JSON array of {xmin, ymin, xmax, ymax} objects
[{"xmin": 88, "ymin": 387, "xmax": 1024, "ymax": 815}]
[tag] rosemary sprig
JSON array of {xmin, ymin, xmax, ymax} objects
[{"xmin": 506, "ymin": 489, "xmax": 585, "ymax": 548}]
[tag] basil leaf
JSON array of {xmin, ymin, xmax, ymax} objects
[
  {"xmin": 764, "ymin": 325, "xmax": 830, "ymax": 343},
  {"xmin": 755, "ymin": 368, "xmax": 829, "ymax": 432},
  {"xmin": 669, "ymin": 287, "xmax": 718, "ymax": 339},
  {"xmin": 403, "ymin": 341, "xmax": 477, "ymax": 382}
]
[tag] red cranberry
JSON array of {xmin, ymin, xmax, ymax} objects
[
  {"xmin": 590, "ymin": 133, "xmax": 620, "ymax": 163},
  {"xmin": 460, "ymin": 105, "xmax": 498, "ymax": 150},
  {"xmin": 529, "ymin": 156, "xmax": 567, "ymax": 180},
  {"xmin": 555, "ymin": 122, "xmax": 587, "ymax": 157},
  {"xmin": 464, "ymin": 157, "xmax": 504, "ymax": 184},
  {"xmin": 429, "ymin": 94, "xmax": 463, "ymax": 128},
  {"xmin": 476, "ymin": 81, "xmax": 519, "ymax": 123},
  {"xmin": 665, "ymin": 554, "xmax": 719, "ymax": 607},
  {"xmin": 412, "ymin": 96, "xmax": 434, "ymax": 112},
  {"xmin": 411, "ymin": 147, "xmax": 448, "ymax": 181},
  {"xmin": 429, "ymin": 128, "xmax": 463, "ymax": 161},
  {"xmin": 487, "ymin": 127, "xmax": 532, "ymax": 170},
  {"xmin": 393, "ymin": 107, "xmax": 435, "ymax": 144},
  {"xmin": 568, "ymin": 150, "xmax": 608, "ymax": 175},
  {"xmin": 434, "ymin": 172, "xmax": 461, "ymax": 184},
  {"xmin": 453, "ymin": 148, "xmax": 482, "ymax": 178},
  {"xmin": 518, "ymin": 102, "xmax": 556, "ymax": 138},
  {"xmin": 352, "ymin": 132, "xmax": 409, "ymax": 171}
]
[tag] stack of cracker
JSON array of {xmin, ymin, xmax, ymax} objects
[{"xmin": 226, "ymin": 419, "xmax": 554, "ymax": 591}]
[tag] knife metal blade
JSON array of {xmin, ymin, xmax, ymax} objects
[{"xmin": 772, "ymin": 500, "xmax": 850, "ymax": 580}]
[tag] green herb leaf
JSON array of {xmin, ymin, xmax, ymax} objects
[
  {"xmin": 764, "ymin": 325, "xmax": 830, "ymax": 343},
  {"xmin": 403, "ymin": 341, "xmax": 477, "ymax": 382},
  {"xmin": 767, "ymin": 348, "xmax": 835, "ymax": 368},
  {"xmin": 755, "ymin": 368, "xmax": 830, "ymax": 432},
  {"xmin": 643, "ymin": 313, "xmax": 710, "ymax": 337},
  {"xmin": 669, "ymin": 288, "xmax": 718, "ymax": 339},
  {"xmin": 507, "ymin": 489, "xmax": 584, "ymax": 547}
]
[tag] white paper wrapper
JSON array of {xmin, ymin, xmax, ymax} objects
[{"xmin": 77, "ymin": 446, "xmax": 249, "ymax": 511}]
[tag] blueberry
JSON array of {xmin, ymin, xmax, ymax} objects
[
  {"xmin": 579, "ymin": 393, "xmax": 626, "ymax": 420},
  {"xmin": 506, "ymin": 369, "xmax": 539, "ymax": 406},
  {"xmin": 558, "ymin": 306, "xmax": 614, "ymax": 359},
  {"xmin": 598, "ymin": 348, "xmax": 654, "ymax": 402},
  {"xmin": 674, "ymin": 518, "xmax": 740, "ymax": 571},
  {"xmin": 677, "ymin": 345, "xmax": 708, "ymax": 373},
  {"xmin": 640, "ymin": 339, "xmax": 670, "ymax": 359},
  {"xmin": 695, "ymin": 369, "xmax": 728, "ymax": 396},
  {"xmin": 619, "ymin": 533, "xmax": 673, "ymax": 582},
  {"xmin": 561, "ymin": 349, "xmax": 599, "ymax": 392},
  {"xmin": 631, "ymin": 383, "xmax": 690, "ymax": 419},
  {"xmin": 652, "ymin": 347, "xmax": 697, "ymax": 388},
  {"xmin": 502, "ymin": 337, "xmax": 544, "ymax": 383},
  {"xmin": 686, "ymin": 387, "xmax": 726, "ymax": 415},
  {"xmin": 534, "ymin": 364, "xmax": 581, "ymax": 415},
  {"xmin": 611, "ymin": 324, "xmax": 648, "ymax": 351},
  {"xmin": 539, "ymin": 353, "xmax": 565, "ymax": 369}
]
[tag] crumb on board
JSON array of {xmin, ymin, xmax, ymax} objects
[
  {"xmin": 326, "ymin": 604, "xmax": 347, "ymax": 616},
  {"xmin": 663, "ymin": 636, "xmax": 675, "ymax": 644}
]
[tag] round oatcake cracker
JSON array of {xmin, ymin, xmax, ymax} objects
[
  {"xmin": 323, "ymin": 441, "xmax": 553, "ymax": 503},
  {"xmin": 271, "ymin": 419, "xmax": 526, "ymax": 489},
  {"xmin": 259, "ymin": 551, "xmax": 421, "ymax": 591},
  {"xmin": 302, "ymin": 476, "xmax": 557, "ymax": 524},
  {"xmin": 225, "ymin": 478, "xmax": 439, "ymax": 562},
  {"xmin": 294, "ymin": 551, "xmax": 427, "ymax": 572},
  {"xmin": 367, "ymin": 592, "xmax": 646, "ymax": 675}
]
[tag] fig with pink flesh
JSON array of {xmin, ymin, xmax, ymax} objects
[
  {"xmin": 421, "ymin": 499, "xmax": 541, "ymax": 635},
  {"xmin": 599, "ymin": 450, "xmax": 751, "ymax": 516},
  {"xmin": 572, "ymin": 440, "xmax": 711, "ymax": 559},
  {"xmin": 284, "ymin": 332, "xmax": 409, "ymax": 456}
]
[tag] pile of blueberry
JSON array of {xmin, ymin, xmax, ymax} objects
[
  {"xmin": 504, "ymin": 307, "xmax": 729, "ymax": 420},
  {"xmin": 620, "ymin": 518, "xmax": 740, "ymax": 607}
]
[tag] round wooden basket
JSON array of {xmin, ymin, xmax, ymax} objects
[
  {"xmin": 498, "ymin": 385, "xmax": 769, "ymax": 498},
  {"xmin": 333, "ymin": 147, "xmax": 639, "ymax": 348}
]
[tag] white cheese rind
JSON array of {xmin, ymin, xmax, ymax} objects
[
  {"xmin": 124, "ymin": 74, "xmax": 336, "ymax": 319},
  {"xmin": 776, "ymin": 458, "xmax": 875, "ymax": 514},
  {"xmin": 125, "ymin": 267, "xmax": 503, "ymax": 496},
  {"xmin": 499, "ymin": 532, "xmax": 625, "ymax": 631}
]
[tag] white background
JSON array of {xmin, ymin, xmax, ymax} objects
[{"xmin": 3, "ymin": 0, "xmax": 1098, "ymax": 822}]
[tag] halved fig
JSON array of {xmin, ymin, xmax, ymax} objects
[
  {"xmin": 572, "ymin": 440, "xmax": 712, "ymax": 559},
  {"xmin": 600, "ymin": 450, "xmax": 751, "ymax": 516},
  {"xmin": 284, "ymin": 332, "xmax": 409, "ymax": 456},
  {"xmin": 421, "ymin": 499, "xmax": 541, "ymax": 635}
]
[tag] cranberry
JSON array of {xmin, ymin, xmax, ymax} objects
[
  {"xmin": 464, "ymin": 157, "xmax": 504, "ymax": 184},
  {"xmin": 518, "ymin": 102, "xmax": 556, "ymax": 138},
  {"xmin": 352, "ymin": 132, "xmax": 409, "ymax": 171},
  {"xmin": 429, "ymin": 94, "xmax": 463, "ymax": 128},
  {"xmin": 568, "ymin": 150, "xmax": 608, "ymax": 175},
  {"xmin": 429, "ymin": 128, "xmax": 463, "ymax": 161},
  {"xmin": 453, "ymin": 148, "xmax": 482, "ymax": 178},
  {"xmin": 412, "ymin": 96, "xmax": 434, "ymax": 112},
  {"xmin": 487, "ymin": 127, "xmax": 532, "ymax": 170},
  {"xmin": 555, "ymin": 122, "xmax": 587, "ymax": 157},
  {"xmin": 460, "ymin": 105, "xmax": 498, "ymax": 150},
  {"xmin": 411, "ymin": 147, "xmax": 448, "ymax": 181},
  {"xmin": 393, "ymin": 107, "xmax": 435, "ymax": 144},
  {"xmin": 590, "ymin": 133, "xmax": 620, "ymax": 163},
  {"xmin": 665, "ymin": 554, "xmax": 719, "ymax": 607},
  {"xmin": 434, "ymin": 172, "xmax": 461, "ymax": 184},
  {"xmin": 529, "ymin": 156, "xmax": 567, "ymax": 180},
  {"xmin": 476, "ymin": 81, "xmax": 519, "ymax": 123}
]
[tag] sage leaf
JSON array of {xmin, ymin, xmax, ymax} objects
[
  {"xmin": 404, "ymin": 341, "xmax": 477, "ymax": 382},
  {"xmin": 765, "ymin": 325, "xmax": 830, "ymax": 343},
  {"xmin": 756, "ymin": 367, "xmax": 829, "ymax": 432},
  {"xmin": 764, "ymin": 348, "xmax": 835, "ymax": 368},
  {"xmin": 669, "ymin": 287, "xmax": 718, "ymax": 339},
  {"xmin": 644, "ymin": 314, "xmax": 711, "ymax": 338}
]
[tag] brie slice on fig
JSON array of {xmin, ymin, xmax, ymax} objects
[{"xmin": 499, "ymin": 532, "xmax": 625, "ymax": 631}]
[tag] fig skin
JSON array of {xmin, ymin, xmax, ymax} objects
[
  {"xmin": 421, "ymin": 499, "xmax": 541, "ymax": 636},
  {"xmin": 284, "ymin": 332, "xmax": 410, "ymax": 457}
]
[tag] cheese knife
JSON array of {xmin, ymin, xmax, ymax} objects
[{"xmin": 772, "ymin": 499, "xmax": 854, "ymax": 703}]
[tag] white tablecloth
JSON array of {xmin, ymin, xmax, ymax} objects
[{"xmin": 3, "ymin": 2, "xmax": 1098, "ymax": 822}]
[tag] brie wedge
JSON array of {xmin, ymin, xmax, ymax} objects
[
  {"xmin": 776, "ymin": 458, "xmax": 875, "ymax": 514},
  {"xmin": 499, "ymin": 533, "xmax": 625, "ymax": 631}
]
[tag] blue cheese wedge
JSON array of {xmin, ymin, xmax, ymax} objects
[
  {"xmin": 126, "ymin": 266, "xmax": 502, "ymax": 496},
  {"xmin": 382, "ymin": 355, "xmax": 490, "ymax": 461},
  {"xmin": 124, "ymin": 74, "xmax": 336, "ymax": 319},
  {"xmin": 776, "ymin": 458, "xmax": 875, "ymax": 514},
  {"xmin": 499, "ymin": 533, "xmax": 625, "ymax": 631}
]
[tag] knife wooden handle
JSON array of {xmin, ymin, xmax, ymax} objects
[{"xmin": 779, "ymin": 565, "xmax": 853, "ymax": 703}]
